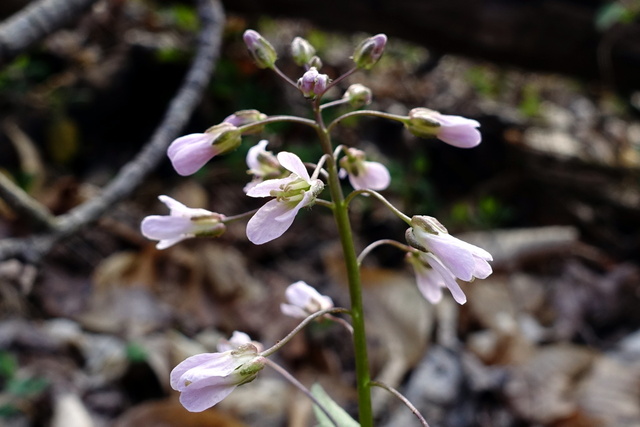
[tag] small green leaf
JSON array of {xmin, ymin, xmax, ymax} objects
[
  {"xmin": 0, "ymin": 351, "xmax": 17, "ymax": 380},
  {"xmin": 311, "ymin": 383, "xmax": 360, "ymax": 427}
]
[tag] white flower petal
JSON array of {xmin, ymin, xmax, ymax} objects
[
  {"xmin": 424, "ymin": 253, "xmax": 467, "ymax": 304},
  {"xmin": 277, "ymin": 151, "xmax": 310, "ymax": 181},
  {"xmin": 246, "ymin": 199, "xmax": 297, "ymax": 244},
  {"xmin": 246, "ymin": 140, "xmax": 269, "ymax": 170},
  {"xmin": 246, "ymin": 176, "xmax": 294, "ymax": 198}
]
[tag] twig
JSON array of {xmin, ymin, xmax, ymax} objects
[
  {"xmin": 0, "ymin": 0, "xmax": 100, "ymax": 65},
  {"xmin": 263, "ymin": 359, "xmax": 338, "ymax": 427},
  {"xmin": 370, "ymin": 380, "xmax": 430, "ymax": 427},
  {"xmin": 0, "ymin": 0, "xmax": 225, "ymax": 262}
]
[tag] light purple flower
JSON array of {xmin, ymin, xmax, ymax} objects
[
  {"xmin": 338, "ymin": 147, "xmax": 390, "ymax": 191},
  {"xmin": 170, "ymin": 340, "xmax": 265, "ymax": 412},
  {"xmin": 406, "ymin": 251, "xmax": 468, "ymax": 304},
  {"xmin": 407, "ymin": 108, "xmax": 481, "ymax": 148},
  {"xmin": 297, "ymin": 67, "xmax": 329, "ymax": 98},
  {"xmin": 217, "ymin": 331, "xmax": 264, "ymax": 353},
  {"xmin": 140, "ymin": 195, "xmax": 225, "ymax": 249},
  {"xmin": 167, "ymin": 123, "xmax": 241, "ymax": 176},
  {"xmin": 243, "ymin": 140, "xmax": 285, "ymax": 193},
  {"xmin": 246, "ymin": 152, "xmax": 324, "ymax": 245},
  {"xmin": 280, "ymin": 281, "xmax": 334, "ymax": 319},
  {"xmin": 407, "ymin": 215, "xmax": 493, "ymax": 283}
]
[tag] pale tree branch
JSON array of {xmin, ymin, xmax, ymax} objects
[
  {"xmin": 0, "ymin": 0, "xmax": 225, "ymax": 262},
  {"xmin": 0, "ymin": 0, "xmax": 100, "ymax": 65}
]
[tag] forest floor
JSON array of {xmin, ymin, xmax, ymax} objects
[{"xmin": 1, "ymin": 2, "xmax": 640, "ymax": 426}]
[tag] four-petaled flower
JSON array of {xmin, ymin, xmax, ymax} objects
[
  {"xmin": 167, "ymin": 123, "xmax": 241, "ymax": 176},
  {"xmin": 246, "ymin": 152, "xmax": 324, "ymax": 245},
  {"xmin": 141, "ymin": 195, "xmax": 225, "ymax": 249},
  {"xmin": 339, "ymin": 147, "xmax": 390, "ymax": 191},
  {"xmin": 280, "ymin": 281, "xmax": 334, "ymax": 319},
  {"xmin": 170, "ymin": 333, "xmax": 265, "ymax": 412},
  {"xmin": 406, "ymin": 108, "xmax": 481, "ymax": 148},
  {"xmin": 244, "ymin": 140, "xmax": 286, "ymax": 193},
  {"xmin": 406, "ymin": 215, "xmax": 492, "ymax": 304}
]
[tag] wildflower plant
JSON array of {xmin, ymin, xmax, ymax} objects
[{"xmin": 143, "ymin": 30, "xmax": 493, "ymax": 425}]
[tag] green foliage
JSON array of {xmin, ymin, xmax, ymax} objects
[
  {"xmin": 518, "ymin": 83, "xmax": 542, "ymax": 118},
  {"xmin": 126, "ymin": 342, "xmax": 148, "ymax": 363},
  {"xmin": 311, "ymin": 383, "xmax": 360, "ymax": 427},
  {"xmin": 466, "ymin": 66, "xmax": 499, "ymax": 99},
  {"xmin": 0, "ymin": 351, "xmax": 49, "ymax": 419},
  {"xmin": 0, "ymin": 352, "xmax": 17, "ymax": 380},
  {"xmin": 449, "ymin": 196, "xmax": 512, "ymax": 229},
  {"xmin": 596, "ymin": 1, "xmax": 640, "ymax": 31}
]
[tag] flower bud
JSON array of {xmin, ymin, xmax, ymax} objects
[
  {"xmin": 308, "ymin": 55, "xmax": 323, "ymax": 69},
  {"xmin": 406, "ymin": 108, "xmax": 482, "ymax": 148},
  {"xmin": 297, "ymin": 67, "xmax": 330, "ymax": 99},
  {"xmin": 291, "ymin": 37, "xmax": 316, "ymax": 66},
  {"xmin": 342, "ymin": 84, "xmax": 372, "ymax": 108},
  {"xmin": 352, "ymin": 34, "xmax": 387, "ymax": 70},
  {"xmin": 405, "ymin": 108, "xmax": 441, "ymax": 138},
  {"xmin": 243, "ymin": 29, "xmax": 277, "ymax": 69},
  {"xmin": 223, "ymin": 109, "xmax": 267, "ymax": 134},
  {"xmin": 204, "ymin": 122, "xmax": 242, "ymax": 155}
]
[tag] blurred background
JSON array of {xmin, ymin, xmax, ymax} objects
[{"xmin": 0, "ymin": 0, "xmax": 639, "ymax": 426}]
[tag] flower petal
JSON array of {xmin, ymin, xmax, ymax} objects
[
  {"xmin": 140, "ymin": 216, "xmax": 192, "ymax": 240},
  {"xmin": 246, "ymin": 199, "xmax": 297, "ymax": 244},
  {"xmin": 349, "ymin": 161, "xmax": 390, "ymax": 190},
  {"xmin": 179, "ymin": 379, "xmax": 238, "ymax": 412},
  {"xmin": 167, "ymin": 133, "xmax": 216, "ymax": 176},
  {"xmin": 424, "ymin": 254, "xmax": 467, "ymax": 304},
  {"xmin": 246, "ymin": 140, "xmax": 269, "ymax": 170},
  {"xmin": 421, "ymin": 234, "xmax": 476, "ymax": 281},
  {"xmin": 437, "ymin": 125, "xmax": 481, "ymax": 148},
  {"xmin": 412, "ymin": 263, "xmax": 444, "ymax": 304},
  {"xmin": 246, "ymin": 176, "xmax": 294, "ymax": 198},
  {"xmin": 170, "ymin": 352, "xmax": 237, "ymax": 391},
  {"xmin": 277, "ymin": 151, "xmax": 310, "ymax": 181},
  {"xmin": 280, "ymin": 303, "xmax": 308, "ymax": 318}
]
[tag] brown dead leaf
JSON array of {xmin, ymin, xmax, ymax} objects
[{"xmin": 114, "ymin": 399, "xmax": 247, "ymax": 427}]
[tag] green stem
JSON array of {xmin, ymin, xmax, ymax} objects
[
  {"xmin": 345, "ymin": 189, "xmax": 412, "ymax": 225},
  {"xmin": 312, "ymin": 100, "xmax": 374, "ymax": 427},
  {"xmin": 327, "ymin": 110, "xmax": 408, "ymax": 133}
]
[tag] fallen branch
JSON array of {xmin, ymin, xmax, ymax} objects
[
  {"xmin": 0, "ymin": 0, "xmax": 100, "ymax": 65},
  {"xmin": 0, "ymin": 0, "xmax": 226, "ymax": 262}
]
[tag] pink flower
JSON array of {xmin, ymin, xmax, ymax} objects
[
  {"xmin": 280, "ymin": 281, "xmax": 334, "ymax": 319},
  {"xmin": 246, "ymin": 152, "xmax": 324, "ymax": 245},
  {"xmin": 406, "ymin": 251, "xmax": 467, "ymax": 304},
  {"xmin": 170, "ymin": 338, "xmax": 265, "ymax": 412},
  {"xmin": 243, "ymin": 140, "xmax": 285, "ymax": 193},
  {"xmin": 407, "ymin": 108, "xmax": 481, "ymax": 148},
  {"xmin": 140, "ymin": 195, "xmax": 225, "ymax": 249},
  {"xmin": 407, "ymin": 215, "xmax": 493, "ymax": 283},
  {"xmin": 339, "ymin": 147, "xmax": 390, "ymax": 191},
  {"xmin": 167, "ymin": 123, "xmax": 241, "ymax": 176}
]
